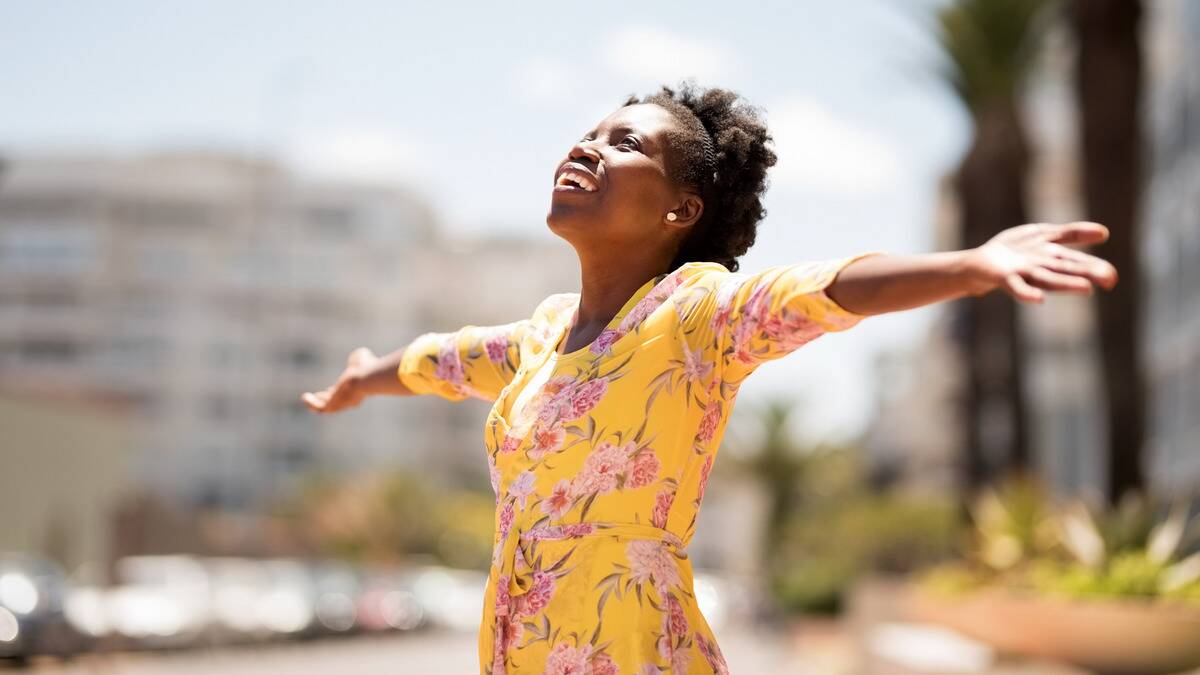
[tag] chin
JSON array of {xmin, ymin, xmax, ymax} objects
[{"xmin": 545, "ymin": 203, "xmax": 586, "ymax": 236}]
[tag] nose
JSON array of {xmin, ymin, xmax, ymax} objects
[{"xmin": 568, "ymin": 139, "xmax": 602, "ymax": 166}]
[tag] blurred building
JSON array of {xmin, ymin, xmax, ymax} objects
[
  {"xmin": 0, "ymin": 389, "xmax": 133, "ymax": 571},
  {"xmin": 865, "ymin": 3, "xmax": 1200, "ymax": 501},
  {"xmin": 1142, "ymin": 0, "xmax": 1200, "ymax": 497},
  {"xmin": 0, "ymin": 151, "xmax": 576, "ymax": 515}
]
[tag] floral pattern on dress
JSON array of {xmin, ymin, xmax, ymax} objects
[{"xmin": 397, "ymin": 251, "xmax": 884, "ymax": 673}]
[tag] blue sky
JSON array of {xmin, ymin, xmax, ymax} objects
[{"xmin": 1, "ymin": 0, "xmax": 969, "ymax": 443}]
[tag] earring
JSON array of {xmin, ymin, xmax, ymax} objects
[{"xmin": 666, "ymin": 212, "xmax": 678, "ymax": 222}]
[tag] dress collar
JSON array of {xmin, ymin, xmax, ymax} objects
[{"xmin": 555, "ymin": 271, "xmax": 669, "ymax": 357}]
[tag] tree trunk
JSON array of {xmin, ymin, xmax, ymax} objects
[
  {"xmin": 954, "ymin": 101, "xmax": 1033, "ymax": 492},
  {"xmin": 1072, "ymin": 0, "xmax": 1145, "ymax": 503}
]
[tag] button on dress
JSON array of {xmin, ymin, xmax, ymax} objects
[{"xmin": 397, "ymin": 253, "xmax": 882, "ymax": 674}]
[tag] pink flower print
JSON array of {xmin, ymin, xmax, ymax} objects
[
  {"xmin": 730, "ymin": 280, "xmax": 772, "ymax": 363},
  {"xmin": 766, "ymin": 308, "xmax": 825, "ymax": 352},
  {"xmin": 698, "ymin": 454, "xmax": 714, "ymax": 501},
  {"xmin": 515, "ymin": 570, "xmax": 556, "ymax": 617},
  {"xmin": 665, "ymin": 593, "xmax": 689, "ymax": 637},
  {"xmin": 711, "ymin": 276, "xmax": 743, "ymax": 331},
  {"xmin": 626, "ymin": 539, "xmax": 682, "ymax": 592},
  {"xmin": 680, "ymin": 346, "xmax": 714, "ymax": 385},
  {"xmin": 561, "ymin": 522, "xmax": 595, "ymax": 537},
  {"xmin": 589, "ymin": 328, "xmax": 621, "ymax": 354},
  {"xmin": 498, "ymin": 501, "xmax": 515, "ymax": 540},
  {"xmin": 528, "ymin": 423, "xmax": 565, "ymax": 459},
  {"xmin": 543, "ymin": 642, "xmax": 591, "ymax": 675},
  {"xmin": 567, "ymin": 378, "xmax": 608, "ymax": 418},
  {"xmin": 670, "ymin": 647, "xmax": 692, "ymax": 674},
  {"xmin": 572, "ymin": 441, "xmax": 628, "ymax": 497},
  {"xmin": 626, "ymin": 450, "xmax": 660, "ymax": 488},
  {"xmin": 434, "ymin": 338, "xmax": 466, "ymax": 385},
  {"xmin": 488, "ymin": 456, "xmax": 501, "ymax": 500},
  {"xmin": 652, "ymin": 488, "xmax": 674, "ymax": 528},
  {"xmin": 499, "ymin": 615, "xmax": 523, "ymax": 651},
  {"xmin": 484, "ymin": 329, "xmax": 509, "ymax": 364},
  {"xmin": 541, "ymin": 479, "xmax": 573, "ymax": 519},
  {"xmin": 508, "ymin": 471, "xmax": 535, "ymax": 509},
  {"xmin": 492, "ymin": 633, "xmax": 507, "ymax": 675},
  {"xmin": 591, "ymin": 652, "xmax": 618, "ymax": 675},
  {"xmin": 697, "ymin": 633, "xmax": 730, "ymax": 675},
  {"xmin": 697, "ymin": 401, "xmax": 721, "ymax": 442},
  {"xmin": 638, "ymin": 665, "xmax": 662, "ymax": 675},
  {"xmin": 495, "ymin": 574, "xmax": 512, "ymax": 618},
  {"xmin": 500, "ymin": 432, "xmax": 522, "ymax": 455},
  {"xmin": 535, "ymin": 376, "xmax": 578, "ymax": 425}
]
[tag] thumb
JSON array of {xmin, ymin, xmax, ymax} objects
[{"xmin": 347, "ymin": 346, "xmax": 376, "ymax": 368}]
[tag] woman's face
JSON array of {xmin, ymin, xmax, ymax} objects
[{"xmin": 546, "ymin": 103, "xmax": 697, "ymax": 259}]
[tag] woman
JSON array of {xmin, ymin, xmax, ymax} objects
[{"xmin": 301, "ymin": 83, "xmax": 1118, "ymax": 674}]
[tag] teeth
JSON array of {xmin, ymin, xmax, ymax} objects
[{"xmin": 557, "ymin": 168, "xmax": 597, "ymax": 191}]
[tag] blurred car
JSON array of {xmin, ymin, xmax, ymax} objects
[
  {"xmin": 355, "ymin": 569, "xmax": 425, "ymax": 633},
  {"xmin": 0, "ymin": 553, "xmax": 88, "ymax": 662},
  {"xmin": 308, "ymin": 560, "xmax": 362, "ymax": 636},
  {"xmin": 105, "ymin": 555, "xmax": 212, "ymax": 649}
]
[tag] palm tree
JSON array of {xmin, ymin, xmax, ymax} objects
[
  {"xmin": 747, "ymin": 399, "xmax": 808, "ymax": 563},
  {"xmin": 1070, "ymin": 0, "xmax": 1145, "ymax": 503},
  {"xmin": 935, "ymin": 0, "xmax": 1056, "ymax": 491}
]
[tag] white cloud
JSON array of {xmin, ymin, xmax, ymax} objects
[
  {"xmin": 286, "ymin": 129, "xmax": 425, "ymax": 185},
  {"xmin": 767, "ymin": 100, "xmax": 901, "ymax": 193},
  {"xmin": 603, "ymin": 26, "xmax": 735, "ymax": 85}
]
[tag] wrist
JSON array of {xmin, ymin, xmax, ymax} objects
[{"xmin": 955, "ymin": 248, "xmax": 995, "ymax": 298}]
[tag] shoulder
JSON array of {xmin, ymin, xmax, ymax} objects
[
  {"xmin": 670, "ymin": 261, "xmax": 750, "ymax": 298},
  {"xmin": 532, "ymin": 292, "xmax": 578, "ymax": 322}
]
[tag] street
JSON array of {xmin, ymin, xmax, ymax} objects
[{"xmin": 10, "ymin": 627, "xmax": 823, "ymax": 675}]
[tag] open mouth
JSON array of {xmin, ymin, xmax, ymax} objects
[{"xmin": 554, "ymin": 165, "xmax": 599, "ymax": 192}]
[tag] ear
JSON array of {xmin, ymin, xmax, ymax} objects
[{"xmin": 665, "ymin": 192, "xmax": 704, "ymax": 230}]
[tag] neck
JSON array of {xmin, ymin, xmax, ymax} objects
[{"xmin": 572, "ymin": 246, "xmax": 672, "ymax": 329}]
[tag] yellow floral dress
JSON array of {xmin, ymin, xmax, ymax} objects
[{"xmin": 397, "ymin": 252, "xmax": 882, "ymax": 674}]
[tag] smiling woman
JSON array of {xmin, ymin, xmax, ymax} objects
[{"xmin": 302, "ymin": 81, "xmax": 1118, "ymax": 674}]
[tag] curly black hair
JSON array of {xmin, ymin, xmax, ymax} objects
[{"xmin": 623, "ymin": 81, "xmax": 777, "ymax": 273}]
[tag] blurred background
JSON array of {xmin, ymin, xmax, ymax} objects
[{"xmin": 0, "ymin": 0, "xmax": 1197, "ymax": 673}]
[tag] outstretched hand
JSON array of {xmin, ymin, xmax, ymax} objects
[
  {"xmin": 301, "ymin": 346, "xmax": 379, "ymax": 414},
  {"xmin": 967, "ymin": 221, "xmax": 1119, "ymax": 303}
]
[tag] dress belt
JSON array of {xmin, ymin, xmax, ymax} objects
[
  {"xmin": 484, "ymin": 520, "xmax": 685, "ymax": 670},
  {"xmin": 497, "ymin": 521, "xmax": 683, "ymax": 606}
]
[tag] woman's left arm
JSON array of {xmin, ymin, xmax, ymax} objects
[{"xmin": 825, "ymin": 221, "xmax": 1120, "ymax": 315}]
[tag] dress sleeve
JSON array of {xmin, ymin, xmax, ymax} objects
[
  {"xmin": 713, "ymin": 251, "xmax": 886, "ymax": 382},
  {"xmin": 397, "ymin": 319, "xmax": 532, "ymax": 402}
]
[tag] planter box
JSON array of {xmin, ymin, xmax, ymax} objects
[{"xmin": 911, "ymin": 586, "xmax": 1200, "ymax": 675}]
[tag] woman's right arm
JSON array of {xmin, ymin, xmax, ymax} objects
[
  {"xmin": 301, "ymin": 319, "xmax": 532, "ymax": 414},
  {"xmin": 301, "ymin": 345, "xmax": 414, "ymax": 414}
]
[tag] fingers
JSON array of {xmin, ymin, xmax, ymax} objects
[
  {"xmin": 301, "ymin": 387, "xmax": 340, "ymax": 414},
  {"xmin": 1044, "ymin": 244, "xmax": 1119, "ymax": 289},
  {"xmin": 301, "ymin": 391, "xmax": 326, "ymax": 413},
  {"xmin": 1003, "ymin": 272, "xmax": 1045, "ymax": 304},
  {"xmin": 1025, "ymin": 266, "xmax": 1094, "ymax": 294},
  {"xmin": 1044, "ymin": 221, "xmax": 1109, "ymax": 246}
]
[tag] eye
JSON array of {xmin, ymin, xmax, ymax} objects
[{"xmin": 618, "ymin": 136, "xmax": 640, "ymax": 150}]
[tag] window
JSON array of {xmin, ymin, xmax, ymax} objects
[
  {"xmin": 305, "ymin": 205, "xmax": 356, "ymax": 237},
  {"xmin": 0, "ymin": 226, "xmax": 97, "ymax": 274}
]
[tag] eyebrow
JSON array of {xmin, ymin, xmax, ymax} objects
[{"xmin": 584, "ymin": 124, "xmax": 642, "ymax": 140}]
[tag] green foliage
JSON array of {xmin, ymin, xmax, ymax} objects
[
  {"xmin": 935, "ymin": 0, "xmax": 1059, "ymax": 109},
  {"xmin": 771, "ymin": 489, "xmax": 961, "ymax": 615},
  {"xmin": 920, "ymin": 478, "xmax": 1200, "ymax": 605},
  {"xmin": 730, "ymin": 398, "xmax": 961, "ymax": 615},
  {"xmin": 289, "ymin": 468, "xmax": 496, "ymax": 569}
]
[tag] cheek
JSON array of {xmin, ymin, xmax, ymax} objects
[{"xmin": 605, "ymin": 165, "xmax": 671, "ymax": 212}]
